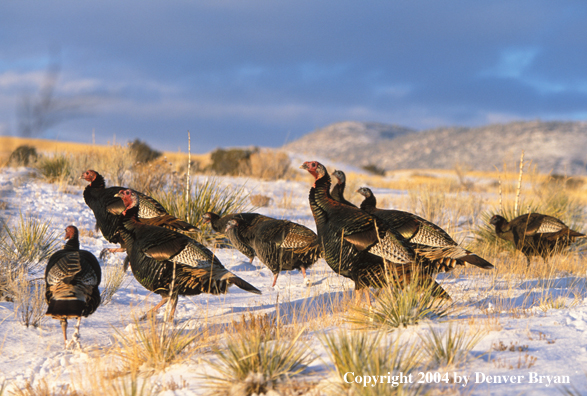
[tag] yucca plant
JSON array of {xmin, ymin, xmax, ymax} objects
[
  {"xmin": 347, "ymin": 275, "xmax": 454, "ymax": 331},
  {"xmin": 111, "ymin": 314, "xmax": 205, "ymax": 373},
  {"xmin": 204, "ymin": 328, "xmax": 313, "ymax": 396},
  {"xmin": 100, "ymin": 264, "xmax": 128, "ymax": 306},
  {"xmin": 0, "ymin": 213, "xmax": 59, "ymax": 275},
  {"xmin": 108, "ymin": 372, "xmax": 159, "ymax": 396},
  {"xmin": 418, "ymin": 323, "xmax": 486, "ymax": 368},
  {"xmin": 152, "ymin": 177, "xmax": 252, "ymax": 243},
  {"xmin": 322, "ymin": 330, "xmax": 423, "ymax": 396}
]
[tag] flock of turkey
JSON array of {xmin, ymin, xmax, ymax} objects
[{"xmin": 42, "ymin": 161, "xmax": 585, "ymax": 347}]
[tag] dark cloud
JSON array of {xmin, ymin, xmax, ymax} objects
[{"xmin": 1, "ymin": 0, "xmax": 586, "ymax": 152}]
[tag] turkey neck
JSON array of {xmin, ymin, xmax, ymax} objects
[
  {"xmin": 89, "ymin": 173, "xmax": 106, "ymax": 189},
  {"xmin": 308, "ymin": 172, "xmax": 333, "ymax": 224},
  {"xmin": 360, "ymin": 193, "xmax": 376, "ymax": 212},
  {"xmin": 64, "ymin": 236, "xmax": 80, "ymax": 251},
  {"xmin": 330, "ymin": 181, "xmax": 345, "ymax": 202}
]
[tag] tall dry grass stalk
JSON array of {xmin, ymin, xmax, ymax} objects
[{"xmin": 8, "ymin": 271, "xmax": 47, "ymax": 328}]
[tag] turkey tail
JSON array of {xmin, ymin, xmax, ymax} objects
[
  {"xmin": 458, "ymin": 253, "xmax": 494, "ymax": 269},
  {"xmin": 416, "ymin": 246, "xmax": 494, "ymax": 270},
  {"xmin": 46, "ymin": 299, "xmax": 85, "ymax": 317},
  {"xmin": 228, "ymin": 275, "xmax": 262, "ymax": 295},
  {"xmin": 567, "ymin": 229, "xmax": 586, "ymax": 238}
]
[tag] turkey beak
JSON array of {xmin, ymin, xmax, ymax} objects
[
  {"xmin": 114, "ymin": 192, "xmax": 121, "ymax": 198},
  {"xmin": 299, "ymin": 163, "xmax": 309, "ymax": 170}
]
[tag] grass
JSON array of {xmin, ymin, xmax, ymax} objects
[
  {"xmin": 100, "ymin": 264, "xmax": 128, "ymax": 306},
  {"xmin": 347, "ymin": 278, "xmax": 454, "ymax": 331},
  {"xmin": 204, "ymin": 328, "xmax": 313, "ymax": 396},
  {"xmin": 418, "ymin": 323, "xmax": 486, "ymax": 368},
  {"xmin": 9, "ymin": 271, "xmax": 47, "ymax": 328},
  {"xmin": 152, "ymin": 177, "xmax": 252, "ymax": 243},
  {"xmin": 0, "ymin": 212, "xmax": 59, "ymax": 275},
  {"xmin": 321, "ymin": 330, "xmax": 424, "ymax": 396},
  {"xmin": 111, "ymin": 314, "xmax": 206, "ymax": 373}
]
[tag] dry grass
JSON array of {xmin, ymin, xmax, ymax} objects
[
  {"xmin": 203, "ymin": 327, "xmax": 314, "ymax": 396},
  {"xmin": 240, "ymin": 149, "xmax": 292, "ymax": 180},
  {"xmin": 111, "ymin": 314, "xmax": 208, "ymax": 373},
  {"xmin": 418, "ymin": 323, "xmax": 486, "ymax": 368}
]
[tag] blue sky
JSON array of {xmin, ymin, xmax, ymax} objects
[{"xmin": 1, "ymin": 1, "xmax": 586, "ymax": 153}]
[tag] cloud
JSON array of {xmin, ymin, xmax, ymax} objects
[{"xmin": 481, "ymin": 47, "xmax": 541, "ymax": 79}]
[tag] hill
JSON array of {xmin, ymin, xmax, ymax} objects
[{"xmin": 284, "ymin": 120, "xmax": 587, "ymax": 175}]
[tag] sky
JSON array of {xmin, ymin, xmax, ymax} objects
[{"xmin": 1, "ymin": 1, "xmax": 587, "ymax": 153}]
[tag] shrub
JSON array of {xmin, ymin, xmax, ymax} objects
[
  {"xmin": 207, "ymin": 147, "xmax": 257, "ymax": 176},
  {"xmin": 241, "ymin": 149, "xmax": 291, "ymax": 180},
  {"xmin": 35, "ymin": 154, "xmax": 72, "ymax": 182},
  {"xmin": 8, "ymin": 145, "xmax": 38, "ymax": 166},
  {"xmin": 129, "ymin": 139, "xmax": 162, "ymax": 164},
  {"xmin": 362, "ymin": 164, "xmax": 386, "ymax": 176}
]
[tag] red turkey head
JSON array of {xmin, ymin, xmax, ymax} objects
[
  {"xmin": 114, "ymin": 189, "xmax": 137, "ymax": 215},
  {"xmin": 64, "ymin": 225, "xmax": 78, "ymax": 240},
  {"xmin": 300, "ymin": 161, "xmax": 325, "ymax": 180},
  {"xmin": 81, "ymin": 169, "xmax": 97, "ymax": 182}
]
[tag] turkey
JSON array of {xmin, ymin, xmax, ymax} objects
[
  {"xmin": 357, "ymin": 187, "xmax": 493, "ymax": 272},
  {"xmin": 116, "ymin": 190, "xmax": 261, "ymax": 320},
  {"xmin": 225, "ymin": 217, "xmax": 321, "ymax": 287},
  {"xmin": 490, "ymin": 213, "xmax": 585, "ymax": 265},
  {"xmin": 202, "ymin": 212, "xmax": 270, "ymax": 262},
  {"xmin": 45, "ymin": 226, "xmax": 101, "ymax": 348},
  {"xmin": 81, "ymin": 169, "xmax": 198, "ymax": 259},
  {"xmin": 300, "ymin": 160, "xmax": 448, "ymax": 302},
  {"xmin": 330, "ymin": 170, "xmax": 357, "ymax": 207}
]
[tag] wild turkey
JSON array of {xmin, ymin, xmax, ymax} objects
[
  {"xmin": 357, "ymin": 187, "xmax": 493, "ymax": 272},
  {"xmin": 331, "ymin": 170, "xmax": 357, "ymax": 207},
  {"xmin": 225, "ymin": 217, "xmax": 321, "ymax": 287},
  {"xmin": 116, "ymin": 190, "xmax": 261, "ymax": 320},
  {"xmin": 490, "ymin": 213, "xmax": 585, "ymax": 265},
  {"xmin": 81, "ymin": 169, "xmax": 198, "ymax": 258},
  {"xmin": 300, "ymin": 161, "xmax": 447, "ymax": 302},
  {"xmin": 202, "ymin": 212, "xmax": 270, "ymax": 262},
  {"xmin": 45, "ymin": 226, "xmax": 101, "ymax": 348}
]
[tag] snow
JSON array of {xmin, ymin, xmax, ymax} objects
[{"xmin": 1, "ymin": 166, "xmax": 586, "ymax": 395}]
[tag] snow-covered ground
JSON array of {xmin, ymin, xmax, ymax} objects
[{"xmin": 1, "ymin": 166, "xmax": 586, "ymax": 395}]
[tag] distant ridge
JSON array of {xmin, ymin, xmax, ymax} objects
[{"xmin": 284, "ymin": 120, "xmax": 587, "ymax": 175}]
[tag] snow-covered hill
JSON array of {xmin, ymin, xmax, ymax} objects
[{"xmin": 285, "ymin": 120, "xmax": 587, "ymax": 175}]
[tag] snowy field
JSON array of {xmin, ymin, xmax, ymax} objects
[{"xmin": 1, "ymin": 166, "xmax": 587, "ymax": 395}]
